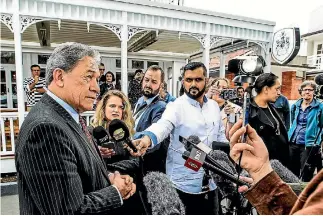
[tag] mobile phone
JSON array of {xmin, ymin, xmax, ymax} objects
[
  {"xmin": 241, "ymin": 92, "xmax": 249, "ymax": 142},
  {"xmin": 220, "ymin": 89, "xmax": 237, "ymax": 101},
  {"xmin": 101, "ymin": 141, "xmax": 115, "ymax": 149}
]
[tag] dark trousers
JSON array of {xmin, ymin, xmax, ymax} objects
[
  {"xmin": 289, "ymin": 143, "xmax": 322, "ymax": 182},
  {"xmin": 176, "ymin": 189, "xmax": 219, "ymax": 215}
]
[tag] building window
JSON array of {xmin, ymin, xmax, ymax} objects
[
  {"xmin": 116, "ymin": 59, "xmax": 121, "ymax": 68},
  {"xmin": 317, "ymin": 44, "xmax": 322, "ymax": 55},
  {"xmin": 38, "ymin": 55, "xmax": 50, "ymax": 64},
  {"xmin": 1, "ymin": 52, "xmax": 15, "ymax": 64},
  {"xmin": 147, "ymin": 61, "xmax": 159, "ymax": 67},
  {"xmin": 132, "ymin": 60, "xmax": 144, "ymax": 69}
]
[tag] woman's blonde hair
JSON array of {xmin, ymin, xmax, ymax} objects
[{"xmin": 91, "ymin": 90, "xmax": 135, "ymax": 136}]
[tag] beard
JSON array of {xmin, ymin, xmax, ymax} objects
[
  {"xmin": 184, "ymin": 85, "xmax": 206, "ymax": 100},
  {"xmin": 142, "ymin": 87, "xmax": 159, "ymax": 98}
]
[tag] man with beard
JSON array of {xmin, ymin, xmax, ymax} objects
[
  {"xmin": 132, "ymin": 62, "xmax": 227, "ymax": 215},
  {"xmin": 133, "ymin": 65, "xmax": 167, "ymax": 173}
]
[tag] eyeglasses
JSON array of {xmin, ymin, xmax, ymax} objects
[
  {"xmin": 99, "ymin": 69, "xmax": 105, "ymax": 71},
  {"xmin": 301, "ymin": 89, "xmax": 314, "ymax": 92}
]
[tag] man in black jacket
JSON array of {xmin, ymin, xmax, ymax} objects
[{"xmin": 15, "ymin": 42, "xmax": 136, "ymax": 214}]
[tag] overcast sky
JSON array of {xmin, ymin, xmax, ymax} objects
[{"xmin": 183, "ymin": 0, "xmax": 322, "ymax": 34}]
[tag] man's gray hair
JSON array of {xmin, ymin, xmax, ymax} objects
[
  {"xmin": 45, "ymin": 42, "xmax": 101, "ymax": 86},
  {"xmin": 300, "ymin": 80, "xmax": 317, "ymax": 91}
]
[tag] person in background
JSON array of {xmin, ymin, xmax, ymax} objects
[
  {"xmin": 91, "ymin": 90, "xmax": 136, "ymax": 165},
  {"xmin": 23, "ymin": 64, "xmax": 46, "ymax": 111},
  {"xmin": 206, "ymin": 77, "xmax": 241, "ymax": 127},
  {"xmin": 128, "ymin": 69, "xmax": 144, "ymax": 109},
  {"xmin": 228, "ymin": 120, "xmax": 323, "ymax": 215},
  {"xmin": 98, "ymin": 63, "xmax": 106, "ymax": 85},
  {"xmin": 247, "ymin": 73, "xmax": 290, "ymax": 168},
  {"xmin": 289, "ymin": 80, "xmax": 323, "ymax": 181},
  {"xmin": 132, "ymin": 62, "xmax": 228, "ymax": 215},
  {"xmin": 133, "ymin": 65, "xmax": 167, "ymax": 174},
  {"xmin": 273, "ymin": 94, "xmax": 291, "ymax": 130},
  {"xmin": 91, "ymin": 90, "xmax": 144, "ymax": 215},
  {"xmin": 100, "ymin": 71, "xmax": 115, "ymax": 98},
  {"xmin": 159, "ymin": 81, "xmax": 176, "ymax": 104}
]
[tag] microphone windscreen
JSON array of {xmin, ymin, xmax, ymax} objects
[
  {"xmin": 270, "ymin": 159, "xmax": 300, "ymax": 183},
  {"xmin": 209, "ymin": 150, "xmax": 237, "ymax": 174},
  {"xmin": 185, "ymin": 135, "xmax": 201, "ymax": 151},
  {"xmin": 93, "ymin": 126, "xmax": 109, "ymax": 140},
  {"xmin": 143, "ymin": 172, "xmax": 185, "ymax": 215},
  {"xmin": 108, "ymin": 119, "xmax": 130, "ymax": 141}
]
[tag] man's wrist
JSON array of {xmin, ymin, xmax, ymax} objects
[{"xmin": 250, "ymin": 163, "xmax": 273, "ymax": 184}]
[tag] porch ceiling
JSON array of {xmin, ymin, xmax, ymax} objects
[
  {"xmin": 1, "ymin": 20, "xmax": 145, "ymax": 48},
  {"xmin": 1, "ymin": 20, "xmax": 205, "ymax": 55}
]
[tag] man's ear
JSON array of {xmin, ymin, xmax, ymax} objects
[{"xmin": 52, "ymin": 68, "xmax": 65, "ymax": 87}]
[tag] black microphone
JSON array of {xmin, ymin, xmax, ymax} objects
[
  {"xmin": 93, "ymin": 126, "xmax": 114, "ymax": 149},
  {"xmin": 143, "ymin": 172, "xmax": 185, "ymax": 215},
  {"xmin": 209, "ymin": 150, "xmax": 237, "ymax": 174},
  {"xmin": 182, "ymin": 151, "xmax": 250, "ymax": 187},
  {"xmin": 108, "ymin": 119, "xmax": 137, "ymax": 153},
  {"xmin": 314, "ymin": 73, "xmax": 323, "ymax": 85}
]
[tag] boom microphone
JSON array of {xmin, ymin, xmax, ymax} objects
[
  {"xmin": 108, "ymin": 119, "xmax": 137, "ymax": 153},
  {"xmin": 314, "ymin": 73, "xmax": 323, "ymax": 85},
  {"xmin": 143, "ymin": 172, "xmax": 185, "ymax": 215}
]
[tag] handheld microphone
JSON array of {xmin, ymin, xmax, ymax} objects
[
  {"xmin": 183, "ymin": 148, "xmax": 206, "ymax": 171},
  {"xmin": 314, "ymin": 73, "xmax": 323, "ymax": 85},
  {"xmin": 93, "ymin": 126, "xmax": 113, "ymax": 149},
  {"xmin": 182, "ymin": 151, "xmax": 250, "ymax": 187},
  {"xmin": 181, "ymin": 135, "xmax": 233, "ymax": 175},
  {"xmin": 143, "ymin": 172, "xmax": 185, "ymax": 215},
  {"xmin": 108, "ymin": 119, "xmax": 137, "ymax": 153}
]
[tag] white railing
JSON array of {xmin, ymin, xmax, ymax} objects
[
  {"xmin": 0, "ymin": 111, "xmax": 95, "ymax": 156},
  {"xmin": 307, "ymin": 54, "xmax": 323, "ymax": 69}
]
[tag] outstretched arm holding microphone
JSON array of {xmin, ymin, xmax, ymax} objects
[{"xmin": 229, "ymin": 120, "xmax": 323, "ymax": 215}]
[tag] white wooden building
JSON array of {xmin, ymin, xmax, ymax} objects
[{"xmin": 0, "ymin": 0, "xmax": 275, "ymax": 173}]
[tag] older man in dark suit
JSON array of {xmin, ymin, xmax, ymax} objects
[{"xmin": 15, "ymin": 42, "xmax": 136, "ymax": 215}]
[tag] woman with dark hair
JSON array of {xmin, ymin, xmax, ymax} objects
[
  {"xmin": 99, "ymin": 71, "xmax": 115, "ymax": 98},
  {"xmin": 247, "ymin": 73, "xmax": 290, "ymax": 167}
]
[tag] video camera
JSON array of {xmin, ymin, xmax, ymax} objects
[{"xmin": 228, "ymin": 55, "xmax": 266, "ymax": 85}]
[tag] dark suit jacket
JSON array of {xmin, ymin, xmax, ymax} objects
[{"xmin": 15, "ymin": 93, "xmax": 123, "ymax": 215}]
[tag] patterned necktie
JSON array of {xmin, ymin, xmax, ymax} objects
[{"xmin": 79, "ymin": 116, "xmax": 97, "ymax": 152}]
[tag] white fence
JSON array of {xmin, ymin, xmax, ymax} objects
[{"xmin": 0, "ymin": 111, "xmax": 95, "ymax": 156}]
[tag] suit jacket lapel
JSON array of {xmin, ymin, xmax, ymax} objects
[{"xmin": 41, "ymin": 94, "xmax": 111, "ymax": 181}]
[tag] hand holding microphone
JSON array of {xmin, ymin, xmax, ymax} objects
[{"xmin": 229, "ymin": 119, "xmax": 273, "ymax": 184}]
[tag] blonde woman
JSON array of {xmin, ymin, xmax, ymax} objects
[{"xmin": 91, "ymin": 90, "xmax": 136, "ymax": 162}]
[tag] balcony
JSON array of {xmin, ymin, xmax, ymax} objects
[{"xmin": 307, "ymin": 54, "xmax": 323, "ymax": 69}]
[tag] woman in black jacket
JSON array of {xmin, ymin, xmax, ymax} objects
[{"xmin": 247, "ymin": 73, "xmax": 290, "ymax": 167}]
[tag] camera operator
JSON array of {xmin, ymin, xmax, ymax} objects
[
  {"xmin": 228, "ymin": 120, "xmax": 323, "ymax": 215},
  {"xmin": 206, "ymin": 77, "xmax": 241, "ymax": 127},
  {"xmin": 289, "ymin": 80, "xmax": 323, "ymax": 182}
]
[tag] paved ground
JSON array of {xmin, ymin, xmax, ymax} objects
[{"xmin": 1, "ymin": 195, "xmax": 19, "ymax": 215}]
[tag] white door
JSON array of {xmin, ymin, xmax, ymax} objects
[{"xmin": 0, "ymin": 65, "xmax": 17, "ymax": 109}]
